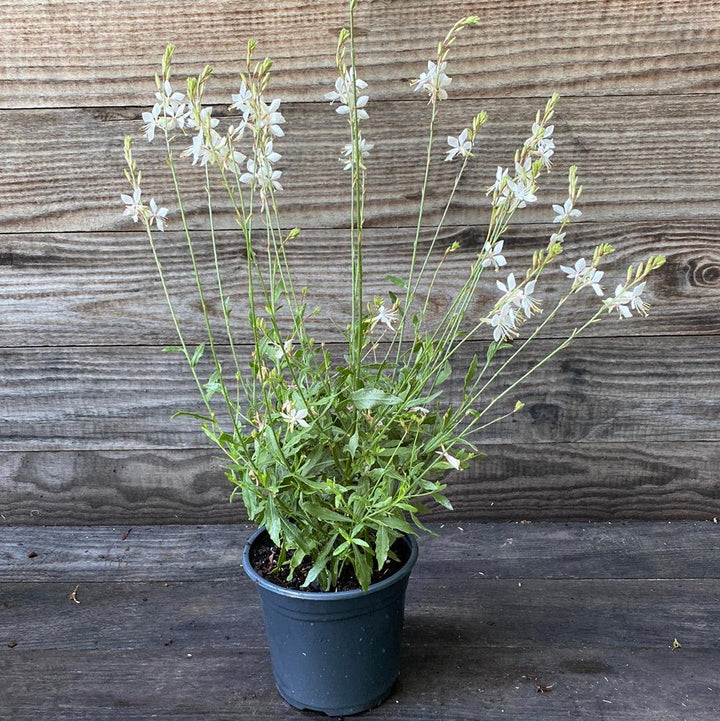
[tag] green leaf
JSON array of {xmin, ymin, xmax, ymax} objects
[
  {"xmin": 171, "ymin": 410, "xmax": 214, "ymax": 422},
  {"xmin": 302, "ymin": 535, "xmax": 338, "ymax": 588},
  {"xmin": 265, "ymin": 498, "xmax": 281, "ymax": 545},
  {"xmin": 433, "ymin": 493, "xmax": 454, "ymax": 510},
  {"xmin": 464, "ymin": 354, "xmax": 479, "ymax": 390},
  {"xmin": 381, "ymin": 514, "xmax": 415, "ymax": 535},
  {"xmin": 301, "ymin": 503, "xmax": 348, "ymax": 526},
  {"xmin": 353, "ymin": 547, "xmax": 372, "ymax": 590},
  {"xmin": 385, "ymin": 274, "xmax": 408, "ymax": 290},
  {"xmin": 376, "ymin": 525, "xmax": 390, "ymax": 570},
  {"xmin": 162, "ymin": 345, "xmax": 183, "ymax": 353},
  {"xmin": 348, "ymin": 429, "xmax": 359, "ymax": 457},
  {"xmin": 190, "ymin": 343, "xmax": 205, "ymax": 368},
  {"xmin": 350, "ymin": 388, "xmax": 402, "ymax": 410},
  {"xmin": 434, "ymin": 359, "xmax": 452, "ymax": 387}
]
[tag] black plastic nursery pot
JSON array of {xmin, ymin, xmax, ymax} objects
[{"xmin": 242, "ymin": 527, "xmax": 419, "ymax": 716}]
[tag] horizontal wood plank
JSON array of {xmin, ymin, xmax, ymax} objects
[
  {"xmin": 1, "ymin": 441, "xmax": 719, "ymax": 526},
  {"xmin": 3, "ymin": 522, "xmax": 718, "ymax": 718},
  {"xmin": 2, "ymin": 222, "xmax": 719, "ymax": 346},
  {"xmin": 3, "ymin": 522, "xmax": 718, "ymax": 582},
  {"xmin": 1, "ymin": 95, "xmax": 719, "ymax": 233},
  {"xmin": 1, "ymin": 338, "xmax": 718, "ymax": 451},
  {"xmin": 3, "ymin": 645, "xmax": 717, "ymax": 720},
  {"xmin": 2, "ymin": 0, "xmax": 719, "ymax": 109},
  {"xmin": 2, "ymin": 578, "xmax": 719, "ymax": 652}
]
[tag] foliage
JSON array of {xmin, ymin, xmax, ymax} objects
[{"xmin": 121, "ymin": 2, "xmax": 664, "ymax": 590}]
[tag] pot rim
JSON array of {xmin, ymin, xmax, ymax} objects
[{"xmin": 242, "ymin": 526, "xmax": 418, "ymax": 601}]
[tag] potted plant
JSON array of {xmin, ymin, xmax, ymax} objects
[{"xmin": 120, "ymin": 0, "xmax": 664, "ymax": 714}]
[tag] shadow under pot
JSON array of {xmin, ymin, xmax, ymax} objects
[{"xmin": 242, "ymin": 527, "xmax": 419, "ymax": 716}]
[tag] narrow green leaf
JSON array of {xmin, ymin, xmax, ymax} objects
[
  {"xmin": 190, "ymin": 343, "xmax": 205, "ymax": 368},
  {"xmin": 385, "ymin": 274, "xmax": 408, "ymax": 290},
  {"xmin": 434, "ymin": 359, "xmax": 452, "ymax": 387},
  {"xmin": 376, "ymin": 525, "xmax": 390, "ymax": 570},
  {"xmin": 350, "ymin": 388, "xmax": 402, "ymax": 410},
  {"xmin": 162, "ymin": 345, "xmax": 183, "ymax": 353},
  {"xmin": 464, "ymin": 354, "xmax": 479, "ymax": 390},
  {"xmin": 348, "ymin": 429, "xmax": 359, "ymax": 457}
]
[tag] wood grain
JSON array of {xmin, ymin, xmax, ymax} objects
[
  {"xmin": 2, "ymin": 222, "xmax": 718, "ymax": 347},
  {"xmin": 2, "ymin": 521, "xmax": 719, "ymax": 719},
  {"xmin": 3, "ymin": 645, "xmax": 717, "ymax": 720},
  {"xmin": 1, "ymin": 441, "xmax": 719, "ymax": 526},
  {"xmin": 1, "ymin": 0, "xmax": 719, "ymax": 109},
  {"xmin": 1, "ymin": 94, "xmax": 719, "ymax": 233},
  {"xmin": 2, "ymin": 578, "xmax": 719, "ymax": 651},
  {"xmin": 3, "ymin": 522, "xmax": 718, "ymax": 582},
  {"xmin": 2, "ymin": 337, "xmax": 718, "ymax": 451}
]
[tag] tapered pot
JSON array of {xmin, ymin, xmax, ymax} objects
[{"xmin": 242, "ymin": 527, "xmax": 418, "ymax": 716}]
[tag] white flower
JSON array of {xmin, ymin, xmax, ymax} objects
[
  {"xmin": 525, "ymin": 121, "xmax": 554, "ymax": 148},
  {"xmin": 552, "ymin": 198, "xmax": 582, "ymax": 224},
  {"xmin": 183, "ymin": 127, "xmax": 229, "ymax": 167},
  {"xmin": 490, "ymin": 303, "xmax": 517, "ymax": 342},
  {"xmin": 492, "ymin": 166, "xmax": 508, "ymax": 193},
  {"xmin": 410, "ymin": 406, "xmax": 430, "ymax": 417},
  {"xmin": 627, "ymin": 282, "xmax": 648, "ymax": 315},
  {"xmin": 371, "ymin": 304, "xmax": 398, "ymax": 332},
  {"xmin": 164, "ymin": 102, "xmax": 189, "ymax": 131},
  {"xmin": 256, "ymin": 97, "xmax": 285, "ymax": 138},
  {"xmin": 481, "ymin": 240, "xmax": 507, "ymax": 270},
  {"xmin": 560, "ymin": 258, "xmax": 604, "ymax": 296},
  {"xmin": 280, "ymin": 401, "xmax": 310, "ymax": 431},
  {"xmin": 230, "ymin": 81, "xmax": 252, "ymax": 117},
  {"xmin": 240, "ymin": 157, "xmax": 283, "ymax": 195},
  {"xmin": 341, "ymin": 137, "xmax": 373, "ymax": 170},
  {"xmin": 253, "ymin": 139, "xmax": 281, "ymax": 167},
  {"xmin": 155, "ymin": 80, "xmax": 185, "ymax": 110},
  {"xmin": 141, "ymin": 106, "xmax": 160, "ymax": 142},
  {"xmin": 506, "ymin": 178, "xmax": 536, "ymax": 208},
  {"xmin": 496, "ymin": 272, "xmax": 517, "ymax": 298},
  {"xmin": 436, "ymin": 445, "xmax": 461, "ymax": 471},
  {"xmin": 326, "ymin": 69, "xmax": 369, "ymax": 120},
  {"xmin": 513, "ymin": 279, "xmax": 540, "ymax": 317},
  {"xmin": 445, "ymin": 128, "xmax": 472, "ymax": 161},
  {"xmin": 413, "ymin": 60, "xmax": 452, "ymax": 101},
  {"xmin": 490, "ymin": 166, "xmax": 511, "ymax": 206},
  {"xmin": 121, "ymin": 187, "xmax": 143, "ymax": 223},
  {"xmin": 537, "ymin": 137, "xmax": 555, "ymax": 167},
  {"xmin": 607, "ymin": 282, "xmax": 648, "ymax": 318},
  {"xmin": 153, "ymin": 81, "xmax": 188, "ymax": 131},
  {"xmin": 187, "ymin": 106, "xmax": 219, "ymax": 132},
  {"xmin": 147, "ymin": 198, "xmax": 168, "ymax": 231}
]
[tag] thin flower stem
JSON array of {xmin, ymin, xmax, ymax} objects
[
  {"xmin": 163, "ymin": 132, "xmax": 242, "ymax": 433},
  {"xmin": 143, "ymin": 224, "xmax": 214, "ymax": 418},
  {"xmin": 462, "ymin": 304, "xmax": 606, "ymax": 438},
  {"xmin": 393, "ymin": 105, "xmax": 438, "ymax": 370}
]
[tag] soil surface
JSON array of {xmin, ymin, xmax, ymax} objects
[{"xmin": 249, "ymin": 532, "xmax": 410, "ymax": 592}]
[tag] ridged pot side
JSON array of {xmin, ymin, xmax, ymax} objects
[{"xmin": 242, "ymin": 527, "xmax": 419, "ymax": 716}]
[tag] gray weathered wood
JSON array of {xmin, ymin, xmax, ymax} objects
[
  {"xmin": 2, "ymin": 222, "xmax": 719, "ymax": 346},
  {"xmin": 2, "ymin": 578, "xmax": 718, "ymax": 651},
  {"xmin": 1, "ymin": 95, "xmax": 719, "ymax": 233},
  {"xmin": 2, "ymin": 522, "xmax": 718, "ymax": 582},
  {"xmin": 1, "ymin": 522, "xmax": 719, "ymax": 719},
  {"xmin": 2, "ymin": 337, "xmax": 718, "ymax": 451},
  {"xmin": 2, "ymin": 646, "xmax": 717, "ymax": 720},
  {"xmin": 2, "ymin": 0, "xmax": 719, "ymax": 109},
  {"xmin": 2, "ymin": 441, "xmax": 719, "ymax": 526}
]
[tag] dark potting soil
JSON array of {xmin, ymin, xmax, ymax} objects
[{"xmin": 249, "ymin": 532, "xmax": 410, "ymax": 592}]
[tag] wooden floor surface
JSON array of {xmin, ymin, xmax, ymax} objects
[{"xmin": 2, "ymin": 522, "xmax": 719, "ymax": 720}]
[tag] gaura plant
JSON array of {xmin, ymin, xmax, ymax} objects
[{"xmin": 121, "ymin": 1, "xmax": 664, "ymax": 591}]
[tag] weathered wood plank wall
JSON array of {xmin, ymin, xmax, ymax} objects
[{"xmin": 1, "ymin": 0, "xmax": 719, "ymax": 524}]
